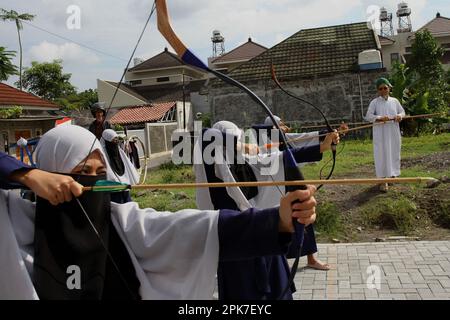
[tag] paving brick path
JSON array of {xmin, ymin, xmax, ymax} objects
[{"xmin": 293, "ymin": 241, "xmax": 450, "ymax": 300}]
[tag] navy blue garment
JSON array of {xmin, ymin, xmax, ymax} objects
[
  {"xmin": 110, "ymin": 190, "xmax": 132, "ymax": 204},
  {"xmin": 218, "ymin": 208, "xmax": 293, "ymax": 261},
  {"xmin": 200, "ymin": 129, "xmax": 320, "ymax": 300},
  {"xmin": 250, "ymin": 127, "xmax": 322, "ymax": 262},
  {"xmin": 218, "ymin": 208, "xmax": 293, "ymax": 299},
  {"xmin": 0, "ymin": 151, "xmax": 31, "ymax": 189}
]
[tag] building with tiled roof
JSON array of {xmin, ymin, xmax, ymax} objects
[
  {"xmin": 209, "ymin": 22, "xmax": 385, "ymax": 128},
  {"xmin": 0, "ymin": 83, "xmax": 59, "ymax": 110},
  {"xmin": 0, "ymin": 83, "xmax": 62, "ymax": 156},
  {"xmin": 416, "ymin": 12, "xmax": 450, "ymax": 37},
  {"xmin": 379, "ymin": 12, "xmax": 450, "ymax": 70},
  {"xmin": 125, "ymin": 48, "xmax": 207, "ymax": 89},
  {"xmin": 97, "ymin": 48, "xmax": 209, "ymax": 131},
  {"xmin": 110, "ymin": 102, "xmax": 177, "ymax": 126},
  {"xmin": 209, "ymin": 38, "xmax": 267, "ymax": 74},
  {"xmin": 226, "ymin": 22, "xmax": 379, "ymax": 83}
]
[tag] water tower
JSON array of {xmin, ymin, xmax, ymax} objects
[
  {"xmin": 211, "ymin": 30, "xmax": 225, "ymax": 57},
  {"xmin": 380, "ymin": 7, "xmax": 394, "ymax": 37},
  {"xmin": 397, "ymin": 2, "xmax": 412, "ymax": 33}
]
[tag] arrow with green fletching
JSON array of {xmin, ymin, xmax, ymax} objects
[{"xmin": 84, "ymin": 177, "xmax": 440, "ymax": 193}]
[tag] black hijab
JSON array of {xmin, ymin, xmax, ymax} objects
[
  {"xmin": 104, "ymin": 140, "xmax": 125, "ymax": 176},
  {"xmin": 226, "ymin": 135, "xmax": 258, "ymax": 200},
  {"xmin": 33, "ymin": 173, "xmax": 141, "ymax": 300}
]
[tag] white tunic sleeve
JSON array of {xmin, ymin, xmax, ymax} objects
[
  {"xmin": 394, "ymin": 98, "xmax": 406, "ymax": 118},
  {"xmin": 365, "ymin": 99, "xmax": 381, "ymax": 123},
  {"xmin": 111, "ymin": 202, "xmax": 220, "ymax": 300}
]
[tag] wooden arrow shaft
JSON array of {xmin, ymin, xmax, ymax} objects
[{"xmin": 83, "ymin": 177, "xmax": 434, "ymax": 191}]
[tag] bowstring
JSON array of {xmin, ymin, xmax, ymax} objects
[
  {"xmin": 73, "ymin": 2, "xmax": 156, "ymax": 298},
  {"xmin": 78, "ymin": 2, "xmax": 156, "ymax": 176}
]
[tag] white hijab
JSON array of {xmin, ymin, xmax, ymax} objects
[
  {"xmin": 100, "ymin": 129, "xmax": 140, "ymax": 185},
  {"xmin": 195, "ymin": 121, "xmax": 286, "ymax": 211},
  {"xmin": 263, "ymin": 115, "xmax": 319, "ymax": 149},
  {"xmin": 0, "ymin": 124, "xmax": 219, "ymax": 300},
  {"xmin": 264, "ymin": 115, "xmax": 281, "ymax": 126},
  {"xmin": 35, "ymin": 124, "xmax": 114, "ymax": 177}
]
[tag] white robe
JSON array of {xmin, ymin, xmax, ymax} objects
[
  {"xmin": 365, "ymin": 96, "xmax": 406, "ymax": 178},
  {"xmin": 0, "ymin": 190, "xmax": 219, "ymax": 300},
  {"xmin": 286, "ymin": 132, "xmax": 320, "ymax": 149}
]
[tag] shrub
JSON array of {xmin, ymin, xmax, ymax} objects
[
  {"xmin": 315, "ymin": 202, "xmax": 342, "ymax": 237},
  {"xmin": 0, "ymin": 106, "xmax": 22, "ymax": 119},
  {"xmin": 361, "ymin": 196, "xmax": 417, "ymax": 234},
  {"xmin": 434, "ymin": 199, "xmax": 450, "ymax": 228}
]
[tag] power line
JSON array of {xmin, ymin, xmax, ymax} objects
[{"xmin": 22, "ymin": 20, "xmax": 127, "ymax": 62}]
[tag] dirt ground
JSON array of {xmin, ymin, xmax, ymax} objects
[{"xmin": 314, "ymin": 151, "xmax": 450, "ymax": 243}]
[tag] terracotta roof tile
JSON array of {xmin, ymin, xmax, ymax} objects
[
  {"xmin": 110, "ymin": 102, "xmax": 176, "ymax": 125},
  {"xmin": 0, "ymin": 83, "xmax": 59, "ymax": 109}
]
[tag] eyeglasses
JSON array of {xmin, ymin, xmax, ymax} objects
[{"xmin": 378, "ymin": 86, "xmax": 389, "ymax": 91}]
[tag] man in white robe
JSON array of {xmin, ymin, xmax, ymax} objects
[{"xmin": 365, "ymin": 78, "xmax": 406, "ymax": 192}]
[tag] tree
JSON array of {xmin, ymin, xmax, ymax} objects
[
  {"xmin": 389, "ymin": 30, "xmax": 449, "ymax": 135},
  {"xmin": 55, "ymin": 89, "xmax": 98, "ymax": 111},
  {"xmin": 408, "ymin": 30, "xmax": 445, "ymax": 84},
  {"xmin": 407, "ymin": 30, "xmax": 447, "ymax": 113},
  {"xmin": 0, "ymin": 46, "xmax": 18, "ymax": 81},
  {"xmin": 19, "ymin": 59, "xmax": 76, "ymax": 101},
  {"xmin": 0, "ymin": 9, "xmax": 35, "ymax": 90},
  {"xmin": 77, "ymin": 89, "xmax": 98, "ymax": 108}
]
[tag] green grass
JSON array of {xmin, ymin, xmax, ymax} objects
[
  {"xmin": 131, "ymin": 134, "xmax": 450, "ymax": 216},
  {"xmin": 360, "ymin": 194, "xmax": 417, "ymax": 235},
  {"xmin": 131, "ymin": 164, "xmax": 197, "ymax": 211},
  {"xmin": 315, "ymin": 202, "xmax": 342, "ymax": 239},
  {"xmin": 300, "ymin": 133, "xmax": 450, "ymax": 179},
  {"xmin": 431, "ymin": 198, "xmax": 450, "ymax": 228}
]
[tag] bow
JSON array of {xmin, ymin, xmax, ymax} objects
[
  {"xmin": 155, "ymin": 0, "xmax": 306, "ymax": 299},
  {"xmin": 271, "ymin": 64, "xmax": 337, "ymax": 190}
]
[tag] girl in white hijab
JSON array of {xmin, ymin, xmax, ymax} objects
[
  {"xmin": 101, "ymin": 129, "xmax": 139, "ymax": 185},
  {"xmin": 101, "ymin": 129, "xmax": 139, "ymax": 203},
  {"xmin": 195, "ymin": 121, "xmax": 324, "ymax": 300},
  {"xmin": 0, "ymin": 124, "xmax": 316, "ymax": 300}
]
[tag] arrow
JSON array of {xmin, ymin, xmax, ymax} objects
[{"xmin": 83, "ymin": 177, "xmax": 438, "ymax": 192}]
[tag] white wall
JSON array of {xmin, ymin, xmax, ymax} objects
[{"xmin": 97, "ymin": 79, "xmax": 147, "ymax": 108}]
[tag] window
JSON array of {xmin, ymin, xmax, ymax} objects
[
  {"xmin": 156, "ymin": 77, "xmax": 170, "ymax": 83},
  {"xmin": 405, "ymin": 47, "xmax": 412, "ymax": 53},
  {"xmin": 129, "ymin": 80, "xmax": 142, "ymax": 86},
  {"xmin": 391, "ymin": 53, "xmax": 400, "ymax": 65}
]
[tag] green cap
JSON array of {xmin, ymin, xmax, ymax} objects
[{"xmin": 375, "ymin": 77, "xmax": 393, "ymax": 89}]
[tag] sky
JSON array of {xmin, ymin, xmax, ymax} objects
[{"xmin": 0, "ymin": 0, "xmax": 448, "ymax": 91}]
